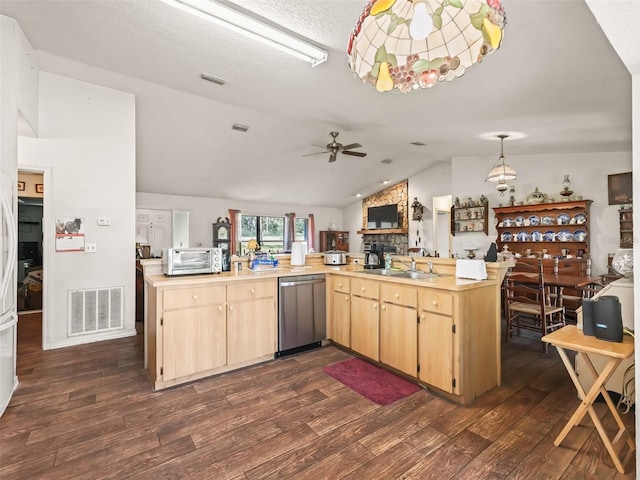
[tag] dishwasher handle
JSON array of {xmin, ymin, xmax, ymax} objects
[{"xmin": 279, "ymin": 279, "xmax": 326, "ymax": 288}]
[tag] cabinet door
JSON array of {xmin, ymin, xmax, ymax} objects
[
  {"xmin": 227, "ymin": 297, "xmax": 276, "ymax": 365},
  {"xmin": 380, "ymin": 303, "xmax": 418, "ymax": 377},
  {"xmin": 330, "ymin": 291, "xmax": 350, "ymax": 347},
  {"xmin": 162, "ymin": 304, "xmax": 226, "ymax": 381},
  {"xmin": 418, "ymin": 312, "xmax": 455, "ymax": 393},
  {"xmin": 350, "ymin": 295, "xmax": 379, "ymax": 361}
]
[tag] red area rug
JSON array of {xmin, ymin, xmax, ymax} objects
[{"xmin": 323, "ymin": 357, "xmax": 421, "ymax": 406}]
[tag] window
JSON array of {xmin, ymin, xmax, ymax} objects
[{"xmin": 239, "ymin": 214, "xmax": 308, "ymax": 254}]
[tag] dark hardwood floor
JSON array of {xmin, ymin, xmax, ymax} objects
[{"xmin": 1, "ymin": 313, "xmax": 635, "ymax": 479}]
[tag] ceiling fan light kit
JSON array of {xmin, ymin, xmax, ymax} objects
[
  {"xmin": 348, "ymin": 0, "xmax": 506, "ymax": 93},
  {"xmin": 161, "ymin": 0, "xmax": 328, "ymax": 66}
]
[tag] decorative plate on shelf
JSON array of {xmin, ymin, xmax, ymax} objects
[
  {"xmin": 514, "ymin": 216, "xmax": 525, "ymax": 227},
  {"xmin": 573, "ymin": 213, "xmax": 587, "ymax": 225},
  {"xmin": 503, "ymin": 218, "xmax": 513, "ymax": 227},
  {"xmin": 541, "ymin": 215, "xmax": 554, "ymax": 226},
  {"xmin": 573, "ymin": 230, "xmax": 587, "ymax": 241},
  {"xmin": 501, "ymin": 231, "xmax": 513, "ymax": 242},
  {"xmin": 555, "ymin": 230, "xmax": 572, "ymax": 242},
  {"xmin": 516, "ymin": 231, "xmax": 530, "ymax": 242},
  {"xmin": 528, "ymin": 215, "xmax": 540, "ymax": 226},
  {"xmin": 531, "ymin": 230, "xmax": 543, "ymax": 242},
  {"xmin": 556, "ymin": 213, "xmax": 570, "ymax": 225},
  {"xmin": 543, "ymin": 230, "xmax": 555, "ymax": 241}
]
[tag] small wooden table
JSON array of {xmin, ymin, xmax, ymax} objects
[{"xmin": 542, "ymin": 325, "xmax": 635, "ymax": 473}]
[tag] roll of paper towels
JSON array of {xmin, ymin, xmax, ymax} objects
[{"xmin": 291, "ymin": 242, "xmax": 307, "ymax": 266}]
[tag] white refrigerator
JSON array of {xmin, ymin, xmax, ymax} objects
[{"xmin": 0, "ymin": 171, "xmax": 18, "ymax": 415}]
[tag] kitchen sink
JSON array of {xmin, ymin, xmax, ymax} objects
[
  {"xmin": 394, "ymin": 270, "xmax": 439, "ymax": 279},
  {"xmin": 361, "ymin": 269, "xmax": 439, "ymax": 279},
  {"xmin": 361, "ymin": 269, "xmax": 400, "ymax": 276}
]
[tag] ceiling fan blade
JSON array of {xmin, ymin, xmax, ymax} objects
[
  {"xmin": 340, "ymin": 143, "xmax": 362, "ymax": 150},
  {"xmin": 302, "ymin": 150, "xmax": 330, "ymax": 157},
  {"xmin": 342, "ymin": 150, "xmax": 367, "ymax": 157},
  {"xmin": 328, "ymin": 151, "xmax": 338, "ymax": 163}
]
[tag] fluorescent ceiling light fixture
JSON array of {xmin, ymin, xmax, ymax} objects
[{"xmin": 161, "ymin": 0, "xmax": 328, "ymax": 66}]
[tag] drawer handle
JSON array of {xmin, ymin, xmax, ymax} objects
[
  {"xmin": 218, "ymin": 306, "xmax": 223, "ymax": 311},
  {"xmin": 345, "ymin": 296, "xmax": 349, "ymax": 301},
  {"xmin": 339, "ymin": 283, "xmax": 343, "ymax": 288},
  {"xmin": 250, "ymin": 288, "xmax": 255, "ymax": 294},
  {"xmin": 395, "ymin": 293, "xmax": 400, "ymax": 299},
  {"xmin": 373, "ymin": 304, "xmax": 377, "ymax": 309},
  {"xmin": 361, "ymin": 287, "xmax": 365, "ymax": 292},
  {"xmin": 229, "ymin": 305, "xmax": 234, "ymax": 311},
  {"xmin": 382, "ymin": 305, "xmax": 386, "ymax": 310},
  {"xmin": 432, "ymin": 300, "xmax": 437, "ymax": 306},
  {"xmin": 193, "ymin": 295, "xmax": 198, "ymax": 300}
]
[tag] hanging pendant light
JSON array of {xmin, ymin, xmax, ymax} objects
[
  {"xmin": 347, "ymin": 0, "xmax": 506, "ymax": 93},
  {"xmin": 486, "ymin": 134, "xmax": 516, "ymax": 186}
]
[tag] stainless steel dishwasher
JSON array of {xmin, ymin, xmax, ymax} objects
[{"xmin": 277, "ymin": 274, "xmax": 326, "ymax": 357}]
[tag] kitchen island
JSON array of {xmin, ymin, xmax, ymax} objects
[{"xmin": 144, "ymin": 256, "xmax": 507, "ymax": 405}]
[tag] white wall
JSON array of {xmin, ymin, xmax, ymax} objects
[
  {"xmin": 18, "ymin": 72, "xmax": 136, "ymax": 348},
  {"xmin": 451, "ymin": 152, "xmax": 632, "ymax": 275},
  {"xmin": 343, "ymin": 153, "xmax": 631, "ymax": 273},
  {"xmin": 136, "ymin": 192, "xmax": 343, "ymax": 253}
]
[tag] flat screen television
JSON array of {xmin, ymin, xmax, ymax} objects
[{"xmin": 367, "ymin": 204, "xmax": 399, "ymax": 229}]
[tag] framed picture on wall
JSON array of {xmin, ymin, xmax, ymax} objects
[
  {"xmin": 608, "ymin": 172, "xmax": 632, "ymax": 205},
  {"xmin": 17, "ymin": 181, "xmax": 25, "ymax": 191},
  {"xmin": 35, "ymin": 184, "xmax": 44, "ymax": 193}
]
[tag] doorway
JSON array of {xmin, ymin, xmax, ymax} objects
[
  {"xmin": 16, "ymin": 171, "xmax": 43, "ymax": 314},
  {"xmin": 433, "ymin": 195, "xmax": 452, "ymax": 258}
]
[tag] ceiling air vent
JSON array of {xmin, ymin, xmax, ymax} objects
[
  {"xmin": 232, "ymin": 124, "xmax": 249, "ymax": 132},
  {"xmin": 381, "ymin": 158, "xmax": 393, "ymax": 164},
  {"xmin": 200, "ymin": 73, "xmax": 226, "ymax": 86},
  {"xmin": 411, "ymin": 141, "xmax": 427, "ymax": 146}
]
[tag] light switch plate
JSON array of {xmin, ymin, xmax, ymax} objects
[
  {"xmin": 97, "ymin": 217, "xmax": 111, "ymax": 226},
  {"xmin": 85, "ymin": 243, "xmax": 97, "ymax": 253}
]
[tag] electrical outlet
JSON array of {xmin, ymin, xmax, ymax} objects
[
  {"xmin": 97, "ymin": 217, "xmax": 111, "ymax": 226},
  {"xmin": 85, "ymin": 243, "xmax": 97, "ymax": 253}
]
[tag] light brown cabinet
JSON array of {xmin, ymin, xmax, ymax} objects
[
  {"xmin": 328, "ymin": 277, "xmax": 350, "ymax": 348},
  {"xmin": 418, "ymin": 311, "xmax": 455, "ymax": 394},
  {"xmin": 147, "ymin": 278, "xmax": 276, "ymax": 390},
  {"xmin": 349, "ymin": 277, "xmax": 380, "ymax": 361},
  {"xmin": 379, "ymin": 283, "xmax": 418, "ymax": 377}
]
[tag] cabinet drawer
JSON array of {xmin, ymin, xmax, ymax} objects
[
  {"xmin": 351, "ymin": 278, "xmax": 379, "ymax": 300},
  {"xmin": 163, "ymin": 285, "xmax": 225, "ymax": 310},
  {"xmin": 419, "ymin": 289, "xmax": 453, "ymax": 316},
  {"xmin": 332, "ymin": 277, "xmax": 350, "ymax": 294},
  {"xmin": 227, "ymin": 280, "xmax": 275, "ymax": 302},
  {"xmin": 381, "ymin": 283, "xmax": 417, "ymax": 308}
]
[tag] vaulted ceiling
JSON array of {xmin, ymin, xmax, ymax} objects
[{"xmin": 1, "ymin": 0, "xmax": 631, "ymax": 207}]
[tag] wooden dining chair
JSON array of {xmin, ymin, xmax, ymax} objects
[
  {"xmin": 555, "ymin": 255, "xmax": 598, "ymax": 324},
  {"xmin": 504, "ymin": 260, "xmax": 565, "ymax": 353}
]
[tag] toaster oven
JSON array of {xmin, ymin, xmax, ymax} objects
[{"xmin": 163, "ymin": 247, "xmax": 222, "ymax": 276}]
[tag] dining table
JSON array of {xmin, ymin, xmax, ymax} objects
[{"xmin": 505, "ymin": 272, "xmax": 600, "ymax": 307}]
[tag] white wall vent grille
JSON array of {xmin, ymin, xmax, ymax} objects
[{"xmin": 68, "ymin": 286, "xmax": 124, "ymax": 336}]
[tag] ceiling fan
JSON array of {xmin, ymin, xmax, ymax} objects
[{"xmin": 303, "ymin": 131, "xmax": 367, "ymax": 163}]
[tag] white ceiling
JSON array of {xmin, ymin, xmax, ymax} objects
[{"xmin": 1, "ymin": 0, "xmax": 632, "ymax": 208}]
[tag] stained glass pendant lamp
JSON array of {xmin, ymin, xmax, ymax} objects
[{"xmin": 348, "ymin": 0, "xmax": 506, "ymax": 93}]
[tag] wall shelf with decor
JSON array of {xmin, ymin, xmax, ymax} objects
[
  {"xmin": 319, "ymin": 230, "xmax": 349, "ymax": 252},
  {"xmin": 619, "ymin": 206, "xmax": 633, "ymax": 248},
  {"xmin": 494, "ymin": 200, "xmax": 592, "ymax": 258},
  {"xmin": 451, "ymin": 199, "xmax": 488, "ymax": 236}
]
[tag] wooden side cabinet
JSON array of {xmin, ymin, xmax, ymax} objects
[
  {"xmin": 619, "ymin": 207, "xmax": 633, "ymax": 248},
  {"xmin": 319, "ymin": 230, "xmax": 349, "ymax": 252}
]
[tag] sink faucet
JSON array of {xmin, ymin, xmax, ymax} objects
[
  {"xmin": 394, "ymin": 257, "xmax": 417, "ymax": 271},
  {"xmin": 428, "ymin": 262, "xmax": 434, "ymax": 274}
]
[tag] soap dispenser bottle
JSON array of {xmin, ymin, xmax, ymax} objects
[{"xmin": 384, "ymin": 253, "xmax": 391, "ymax": 270}]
